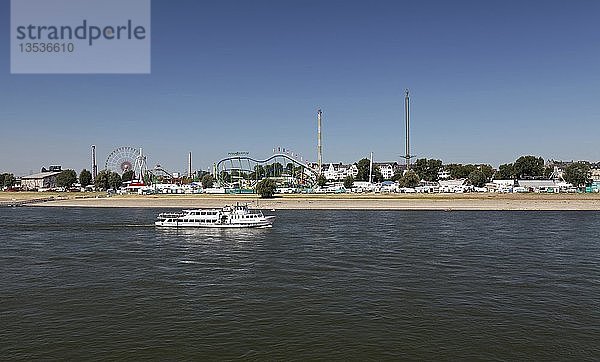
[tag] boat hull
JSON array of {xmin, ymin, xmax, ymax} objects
[{"xmin": 155, "ymin": 216, "xmax": 275, "ymax": 228}]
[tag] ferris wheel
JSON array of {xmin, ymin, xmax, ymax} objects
[{"xmin": 105, "ymin": 146, "xmax": 142, "ymax": 175}]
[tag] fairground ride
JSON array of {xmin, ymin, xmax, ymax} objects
[{"xmin": 214, "ymin": 152, "xmax": 318, "ymax": 188}]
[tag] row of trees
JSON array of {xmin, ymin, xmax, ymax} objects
[
  {"xmin": 52, "ymin": 169, "xmax": 132, "ymax": 191},
  {"xmin": 407, "ymin": 155, "xmax": 592, "ymax": 187},
  {"xmin": 396, "ymin": 158, "xmax": 494, "ymax": 187},
  {"xmin": 94, "ymin": 170, "xmax": 124, "ymax": 190},
  {"xmin": 497, "ymin": 156, "xmax": 591, "ymax": 186},
  {"xmin": 51, "ymin": 168, "xmax": 224, "ymax": 191},
  {"xmin": 497, "ymin": 156, "xmax": 551, "ymax": 179},
  {"xmin": 53, "ymin": 169, "xmax": 93, "ymax": 189}
]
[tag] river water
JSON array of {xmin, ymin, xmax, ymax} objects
[{"xmin": 1, "ymin": 207, "xmax": 599, "ymax": 360}]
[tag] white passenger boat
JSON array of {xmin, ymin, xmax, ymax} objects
[{"xmin": 155, "ymin": 204, "xmax": 275, "ymax": 228}]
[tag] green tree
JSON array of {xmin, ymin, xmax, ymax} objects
[
  {"xmin": 56, "ymin": 169, "xmax": 77, "ymax": 188},
  {"xmin": 445, "ymin": 164, "xmax": 476, "ymax": 179},
  {"xmin": 563, "ymin": 162, "xmax": 591, "ymax": 188},
  {"xmin": 285, "ymin": 163, "xmax": 294, "ymax": 175},
  {"xmin": 391, "ymin": 172, "xmax": 403, "ymax": 182},
  {"xmin": 343, "ymin": 176, "xmax": 354, "ymax": 189},
  {"xmin": 108, "ymin": 172, "xmax": 122, "ymax": 190},
  {"xmin": 445, "ymin": 164, "xmax": 461, "ymax": 179},
  {"xmin": 355, "ymin": 158, "xmax": 370, "ymax": 181},
  {"xmin": 372, "ymin": 168, "xmax": 384, "ymax": 183},
  {"xmin": 195, "ymin": 170, "xmax": 210, "ymax": 182},
  {"xmin": 514, "ymin": 155, "xmax": 545, "ymax": 179},
  {"xmin": 413, "ymin": 159, "xmax": 428, "ymax": 180},
  {"xmin": 317, "ymin": 174, "xmax": 327, "ymax": 187},
  {"xmin": 0, "ymin": 173, "xmax": 5, "ymax": 189},
  {"xmin": 462, "ymin": 165, "xmax": 478, "ymax": 178},
  {"xmin": 79, "ymin": 169, "xmax": 92, "ymax": 188},
  {"xmin": 121, "ymin": 170, "xmax": 135, "ymax": 182},
  {"xmin": 479, "ymin": 164, "xmax": 494, "ymax": 181},
  {"xmin": 94, "ymin": 170, "xmax": 110, "ymax": 190},
  {"xmin": 270, "ymin": 162, "xmax": 284, "ymax": 177},
  {"xmin": 220, "ymin": 171, "xmax": 231, "ymax": 183},
  {"xmin": 355, "ymin": 158, "xmax": 382, "ymax": 182},
  {"xmin": 250, "ymin": 165, "xmax": 266, "ymax": 180},
  {"xmin": 256, "ymin": 178, "xmax": 277, "ymax": 198},
  {"xmin": 413, "ymin": 158, "xmax": 443, "ymax": 182},
  {"xmin": 398, "ymin": 170, "xmax": 420, "ymax": 188},
  {"xmin": 468, "ymin": 170, "xmax": 487, "ymax": 187},
  {"xmin": 497, "ymin": 163, "xmax": 515, "ymax": 179},
  {"xmin": 201, "ymin": 174, "xmax": 214, "ymax": 188},
  {"xmin": 2, "ymin": 173, "xmax": 16, "ymax": 188}
]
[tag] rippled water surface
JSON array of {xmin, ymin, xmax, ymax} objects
[{"xmin": 1, "ymin": 208, "xmax": 599, "ymax": 360}]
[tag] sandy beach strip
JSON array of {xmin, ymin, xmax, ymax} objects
[{"xmin": 20, "ymin": 193, "xmax": 600, "ymax": 210}]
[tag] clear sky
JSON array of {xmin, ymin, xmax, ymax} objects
[{"xmin": 1, "ymin": 0, "xmax": 600, "ymax": 176}]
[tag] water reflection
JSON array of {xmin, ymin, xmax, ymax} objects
[{"xmin": 155, "ymin": 226, "xmax": 271, "ymax": 243}]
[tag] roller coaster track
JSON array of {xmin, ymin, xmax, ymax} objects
[{"xmin": 215, "ymin": 153, "xmax": 318, "ymax": 188}]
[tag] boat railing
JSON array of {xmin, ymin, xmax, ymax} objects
[{"xmin": 158, "ymin": 212, "xmax": 184, "ymax": 218}]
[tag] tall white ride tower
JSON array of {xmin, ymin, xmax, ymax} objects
[
  {"xmin": 91, "ymin": 145, "xmax": 98, "ymax": 182},
  {"xmin": 317, "ymin": 109, "xmax": 323, "ymax": 176},
  {"xmin": 403, "ymin": 89, "xmax": 412, "ymax": 170}
]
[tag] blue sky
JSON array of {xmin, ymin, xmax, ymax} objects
[{"xmin": 1, "ymin": 0, "xmax": 600, "ymax": 175}]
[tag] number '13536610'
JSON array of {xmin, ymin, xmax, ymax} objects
[{"xmin": 19, "ymin": 43, "xmax": 75, "ymax": 53}]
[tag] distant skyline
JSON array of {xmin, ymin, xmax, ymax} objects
[{"xmin": 2, "ymin": 0, "xmax": 600, "ymax": 176}]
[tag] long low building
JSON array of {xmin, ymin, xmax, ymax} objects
[{"xmin": 20, "ymin": 171, "xmax": 62, "ymax": 191}]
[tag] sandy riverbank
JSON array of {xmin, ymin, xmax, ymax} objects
[{"xmin": 9, "ymin": 192, "xmax": 600, "ymax": 210}]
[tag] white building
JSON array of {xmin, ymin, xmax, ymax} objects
[
  {"xmin": 347, "ymin": 164, "xmax": 358, "ymax": 178},
  {"xmin": 21, "ymin": 171, "xmax": 62, "ymax": 191},
  {"xmin": 323, "ymin": 163, "xmax": 358, "ymax": 181},
  {"xmin": 378, "ymin": 164, "xmax": 395, "ymax": 180}
]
